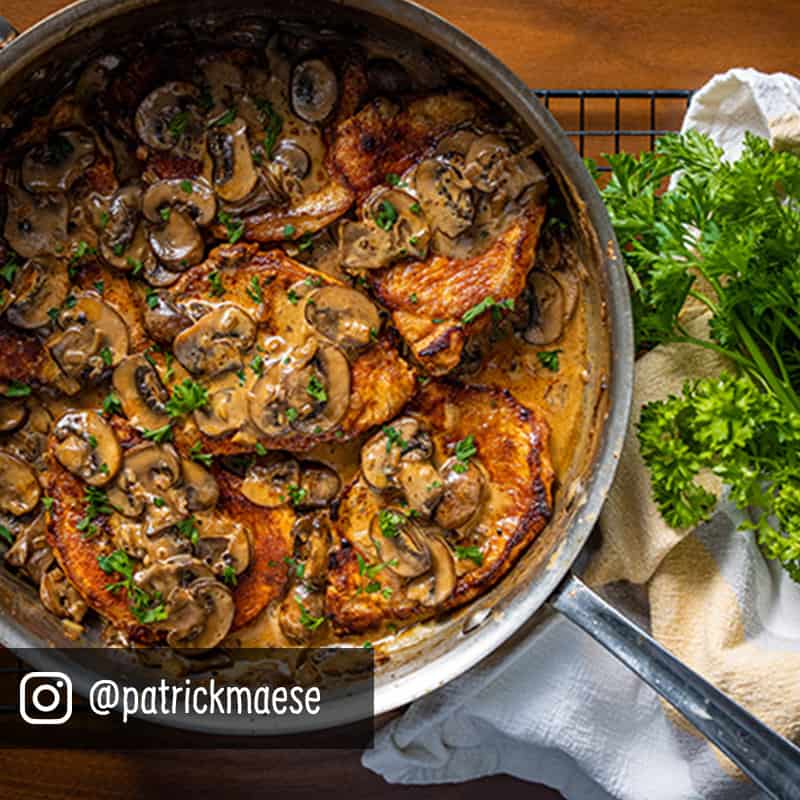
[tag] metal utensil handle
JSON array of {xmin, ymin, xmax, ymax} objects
[
  {"xmin": 551, "ymin": 572, "xmax": 800, "ymax": 800},
  {"xmin": 0, "ymin": 16, "xmax": 17, "ymax": 47}
]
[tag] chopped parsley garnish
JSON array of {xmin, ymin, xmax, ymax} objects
[
  {"xmin": 377, "ymin": 508, "xmax": 406, "ymax": 538},
  {"xmin": 99, "ymin": 346, "xmax": 113, "ymax": 367},
  {"xmin": 208, "ymin": 270, "xmax": 225, "ymax": 297},
  {"xmin": 297, "ymin": 234, "xmax": 313, "ymax": 252},
  {"xmin": 166, "ymin": 378, "xmax": 208, "ymax": 417},
  {"xmin": 455, "ymin": 545, "xmax": 484, "ymax": 566},
  {"xmin": 127, "ymin": 257, "xmax": 144, "ymax": 275},
  {"xmin": 295, "ymin": 596, "xmax": 325, "ymax": 631},
  {"xmin": 254, "ymin": 442, "xmax": 267, "ymax": 456},
  {"xmin": 142, "ymin": 424, "xmax": 173, "ymax": 444},
  {"xmin": 222, "ymin": 565, "xmax": 238, "ymax": 587},
  {"xmin": 246, "ymin": 275, "xmax": 263, "ymax": 304},
  {"xmin": 99, "ymin": 212, "xmax": 109, "ymax": 230},
  {"xmin": 409, "ymin": 202, "xmax": 422, "ymax": 215},
  {"xmin": 145, "ymin": 289, "xmax": 159, "ymax": 309},
  {"xmin": 77, "ymin": 486, "xmax": 116, "ymax": 539},
  {"xmin": 176, "ymin": 516, "xmax": 200, "ymax": 546},
  {"xmin": 452, "ymin": 434, "xmax": 477, "ymax": 474},
  {"xmin": 382, "ymin": 425, "xmax": 408, "ymax": 453},
  {"xmin": 461, "ymin": 296, "xmax": 514, "ymax": 325},
  {"xmin": 217, "ymin": 211, "xmax": 245, "ymax": 244},
  {"xmin": 286, "ymin": 407, "xmax": 298, "ymax": 423},
  {"xmin": 168, "ymin": 111, "xmax": 189, "ymax": 137},
  {"xmin": 189, "ymin": 441, "xmax": 214, "ymax": 467},
  {"xmin": 306, "ymin": 375, "xmax": 327, "ymax": 403},
  {"xmin": 537, "ymin": 350, "xmax": 562, "ymax": 372},
  {"xmin": 179, "ymin": 179, "xmax": 194, "ymax": 194},
  {"xmin": 386, "ymin": 172, "xmax": 406, "ymax": 187},
  {"xmin": 287, "ymin": 484, "xmax": 307, "ymax": 507},
  {"xmin": 409, "ymin": 293, "xmax": 418, "ymax": 304},
  {"xmin": 250, "ymin": 354, "xmax": 264, "ymax": 377},
  {"xmin": 98, "ymin": 549, "xmax": 167, "ymax": 624},
  {"xmin": 152, "ymin": 497, "xmax": 166, "ymax": 508},
  {"xmin": 94, "ymin": 280, "xmax": 105, "ymax": 295},
  {"xmin": 255, "ymin": 99, "xmax": 283, "ymax": 159},
  {"xmin": 0, "ymin": 525, "xmax": 13, "ymax": 546},
  {"xmin": 283, "ymin": 556, "xmax": 306, "ymax": 579},
  {"xmin": 42, "ymin": 496, "xmax": 54, "ymax": 512},
  {"xmin": 209, "ymin": 107, "xmax": 237, "ymax": 128},
  {"xmin": 4, "ymin": 381, "xmax": 31, "ymax": 398},
  {"xmin": 159, "ymin": 207, "xmax": 171, "ymax": 223},
  {"xmin": 283, "ymin": 224, "xmax": 296, "ymax": 237},
  {"xmin": 374, "ymin": 199, "xmax": 398, "ymax": 231},
  {"xmin": 102, "ymin": 392, "xmax": 122, "ymax": 417}
]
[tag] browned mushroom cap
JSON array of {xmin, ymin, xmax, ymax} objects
[
  {"xmin": 53, "ymin": 410, "xmax": 121, "ymax": 486},
  {"xmin": 134, "ymin": 553, "xmax": 214, "ymax": 600},
  {"xmin": 143, "ymin": 294, "xmax": 192, "ymax": 344},
  {"xmin": 415, "ymin": 158, "xmax": 474, "ymax": 239},
  {"xmin": 146, "ymin": 209, "xmax": 205, "ymax": 270},
  {"xmin": 290, "ymin": 513, "xmax": 331, "ymax": 588},
  {"xmin": 3, "ymin": 184, "xmax": 68, "ymax": 259},
  {"xmin": 524, "ymin": 271, "xmax": 565, "ymax": 346},
  {"xmin": 206, "ymin": 118, "xmax": 258, "ymax": 203},
  {"xmin": 4, "ymin": 511, "xmax": 53, "ymax": 585},
  {"xmin": 0, "ymin": 395, "xmax": 27, "ymax": 433},
  {"xmin": 6, "ymin": 256, "xmax": 69, "ymax": 329},
  {"xmin": 249, "ymin": 344, "xmax": 350, "ymax": 437},
  {"xmin": 0, "ymin": 451, "xmax": 40, "ymax": 516},
  {"xmin": 339, "ymin": 189, "xmax": 430, "ymax": 270},
  {"xmin": 406, "ymin": 534, "xmax": 456, "ymax": 607},
  {"xmin": 135, "ymin": 81, "xmax": 204, "ymax": 155},
  {"xmin": 194, "ymin": 371, "xmax": 249, "ymax": 438},
  {"xmin": 4, "ymin": 401, "xmax": 52, "ymax": 470},
  {"xmin": 240, "ymin": 455, "xmax": 301, "ymax": 507},
  {"xmin": 40, "ymin": 566, "xmax": 88, "ymax": 622},
  {"xmin": 298, "ymin": 463, "xmax": 341, "ymax": 509},
  {"xmin": 291, "ymin": 59, "xmax": 338, "ymax": 124},
  {"xmin": 48, "ymin": 295, "xmax": 130, "ymax": 380},
  {"xmin": 272, "ymin": 141, "xmax": 310, "ymax": 181},
  {"xmin": 173, "ymin": 304, "xmax": 256, "ymax": 376},
  {"xmin": 112, "ymin": 354, "xmax": 170, "ymax": 431},
  {"xmin": 193, "ymin": 511, "xmax": 251, "ymax": 575},
  {"xmin": 369, "ymin": 509, "xmax": 431, "ymax": 578},
  {"xmin": 181, "ymin": 459, "xmax": 219, "ymax": 512},
  {"xmin": 360, "ymin": 416, "xmax": 427, "ymax": 491},
  {"xmin": 305, "ymin": 285, "xmax": 381, "ymax": 351},
  {"xmin": 463, "ymin": 134, "xmax": 512, "ymax": 192},
  {"xmin": 21, "ymin": 131, "xmax": 96, "ymax": 193},
  {"xmin": 142, "ymin": 179, "xmax": 216, "ymax": 227},
  {"xmin": 165, "ymin": 578, "xmax": 235, "ymax": 651},
  {"xmin": 434, "ymin": 457, "xmax": 487, "ymax": 531}
]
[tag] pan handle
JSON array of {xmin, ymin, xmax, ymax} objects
[
  {"xmin": 0, "ymin": 16, "xmax": 17, "ymax": 47},
  {"xmin": 550, "ymin": 572, "xmax": 800, "ymax": 800}
]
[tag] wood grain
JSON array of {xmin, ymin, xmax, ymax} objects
[{"xmin": 0, "ymin": 1, "xmax": 798, "ymax": 798}]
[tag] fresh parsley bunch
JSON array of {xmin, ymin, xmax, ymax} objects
[{"xmin": 599, "ymin": 131, "xmax": 800, "ymax": 579}]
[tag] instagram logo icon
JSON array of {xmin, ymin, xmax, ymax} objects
[{"xmin": 19, "ymin": 672, "xmax": 73, "ymax": 726}]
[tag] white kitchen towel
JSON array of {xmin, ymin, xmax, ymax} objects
[{"xmin": 362, "ymin": 68, "xmax": 800, "ymax": 800}]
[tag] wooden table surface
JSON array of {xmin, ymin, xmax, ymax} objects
[{"xmin": 1, "ymin": 2, "xmax": 799, "ymax": 799}]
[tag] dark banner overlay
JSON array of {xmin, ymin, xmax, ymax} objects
[{"xmin": 0, "ymin": 646, "xmax": 374, "ymax": 748}]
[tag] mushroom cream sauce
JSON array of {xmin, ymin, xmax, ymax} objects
[{"xmin": 0, "ymin": 20, "xmax": 587, "ymax": 654}]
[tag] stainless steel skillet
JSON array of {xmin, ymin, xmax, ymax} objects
[{"xmin": 0, "ymin": 1, "xmax": 797, "ymax": 795}]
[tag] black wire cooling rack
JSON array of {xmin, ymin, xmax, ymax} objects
[{"xmin": 0, "ymin": 87, "xmax": 695, "ymax": 719}]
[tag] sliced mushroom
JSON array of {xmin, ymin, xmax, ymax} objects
[
  {"xmin": 53, "ymin": 410, "xmax": 121, "ymax": 486},
  {"xmin": 463, "ymin": 134, "xmax": 511, "ymax": 192},
  {"xmin": 181, "ymin": 459, "xmax": 219, "ymax": 512},
  {"xmin": 524, "ymin": 271, "xmax": 565, "ymax": 346},
  {"xmin": 5, "ymin": 512, "xmax": 53, "ymax": 585},
  {"xmin": 240, "ymin": 456, "xmax": 301, "ymax": 507},
  {"xmin": 278, "ymin": 584, "xmax": 325, "ymax": 644},
  {"xmin": 434, "ymin": 457, "xmax": 487, "ymax": 531},
  {"xmin": 40, "ymin": 566, "xmax": 88, "ymax": 622},
  {"xmin": 291, "ymin": 513, "xmax": 331, "ymax": 587},
  {"xmin": 135, "ymin": 81, "xmax": 204, "ymax": 156},
  {"xmin": 194, "ymin": 371, "xmax": 249, "ymax": 437},
  {"xmin": 193, "ymin": 511, "xmax": 251, "ymax": 575},
  {"xmin": 360, "ymin": 416, "xmax": 427, "ymax": 491},
  {"xmin": 305, "ymin": 285, "xmax": 380, "ymax": 351},
  {"xmin": 272, "ymin": 141, "xmax": 310, "ymax": 181},
  {"xmin": 298, "ymin": 463, "xmax": 341, "ymax": 508},
  {"xmin": 370, "ymin": 509, "xmax": 431, "ymax": 578},
  {"xmin": 142, "ymin": 179, "xmax": 216, "ymax": 227},
  {"xmin": 0, "ymin": 395, "xmax": 27, "ymax": 433},
  {"xmin": 99, "ymin": 184, "xmax": 155, "ymax": 272},
  {"xmin": 48, "ymin": 295, "xmax": 130, "ymax": 380},
  {"xmin": 173, "ymin": 304, "xmax": 256, "ymax": 376},
  {"xmin": 396, "ymin": 459, "xmax": 443, "ymax": 517},
  {"xmin": 249, "ymin": 344, "xmax": 350, "ymax": 437},
  {"xmin": 291, "ymin": 59, "xmax": 338, "ymax": 124},
  {"xmin": 415, "ymin": 158, "xmax": 474, "ymax": 239},
  {"xmin": 21, "ymin": 131, "xmax": 96, "ymax": 193},
  {"xmin": 207, "ymin": 118, "xmax": 258, "ymax": 203},
  {"xmin": 0, "ymin": 452, "xmax": 40, "ymax": 516},
  {"xmin": 165, "ymin": 578, "xmax": 235, "ymax": 651},
  {"xmin": 4, "ymin": 401, "xmax": 52, "ymax": 470},
  {"xmin": 147, "ymin": 209, "xmax": 205, "ymax": 270},
  {"xmin": 339, "ymin": 189, "xmax": 430, "ymax": 270},
  {"xmin": 6, "ymin": 256, "xmax": 69, "ymax": 329},
  {"xmin": 3, "ymin": 183, "xmax": 68, "ymax": 258},
  {"xmin": 406, "ymin": 534, "xmax": 456, "ymax": 607},
  {"xmin": 143, "ymin": 294, "xmax": 192, "ymax": 343},
  {"xmin": 134, "ymin": 553, "xmax": 214, "ymax": 600},
  {"xmin": 112, "ymin": 354, "xmax": 170, "ymax": 431}
]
